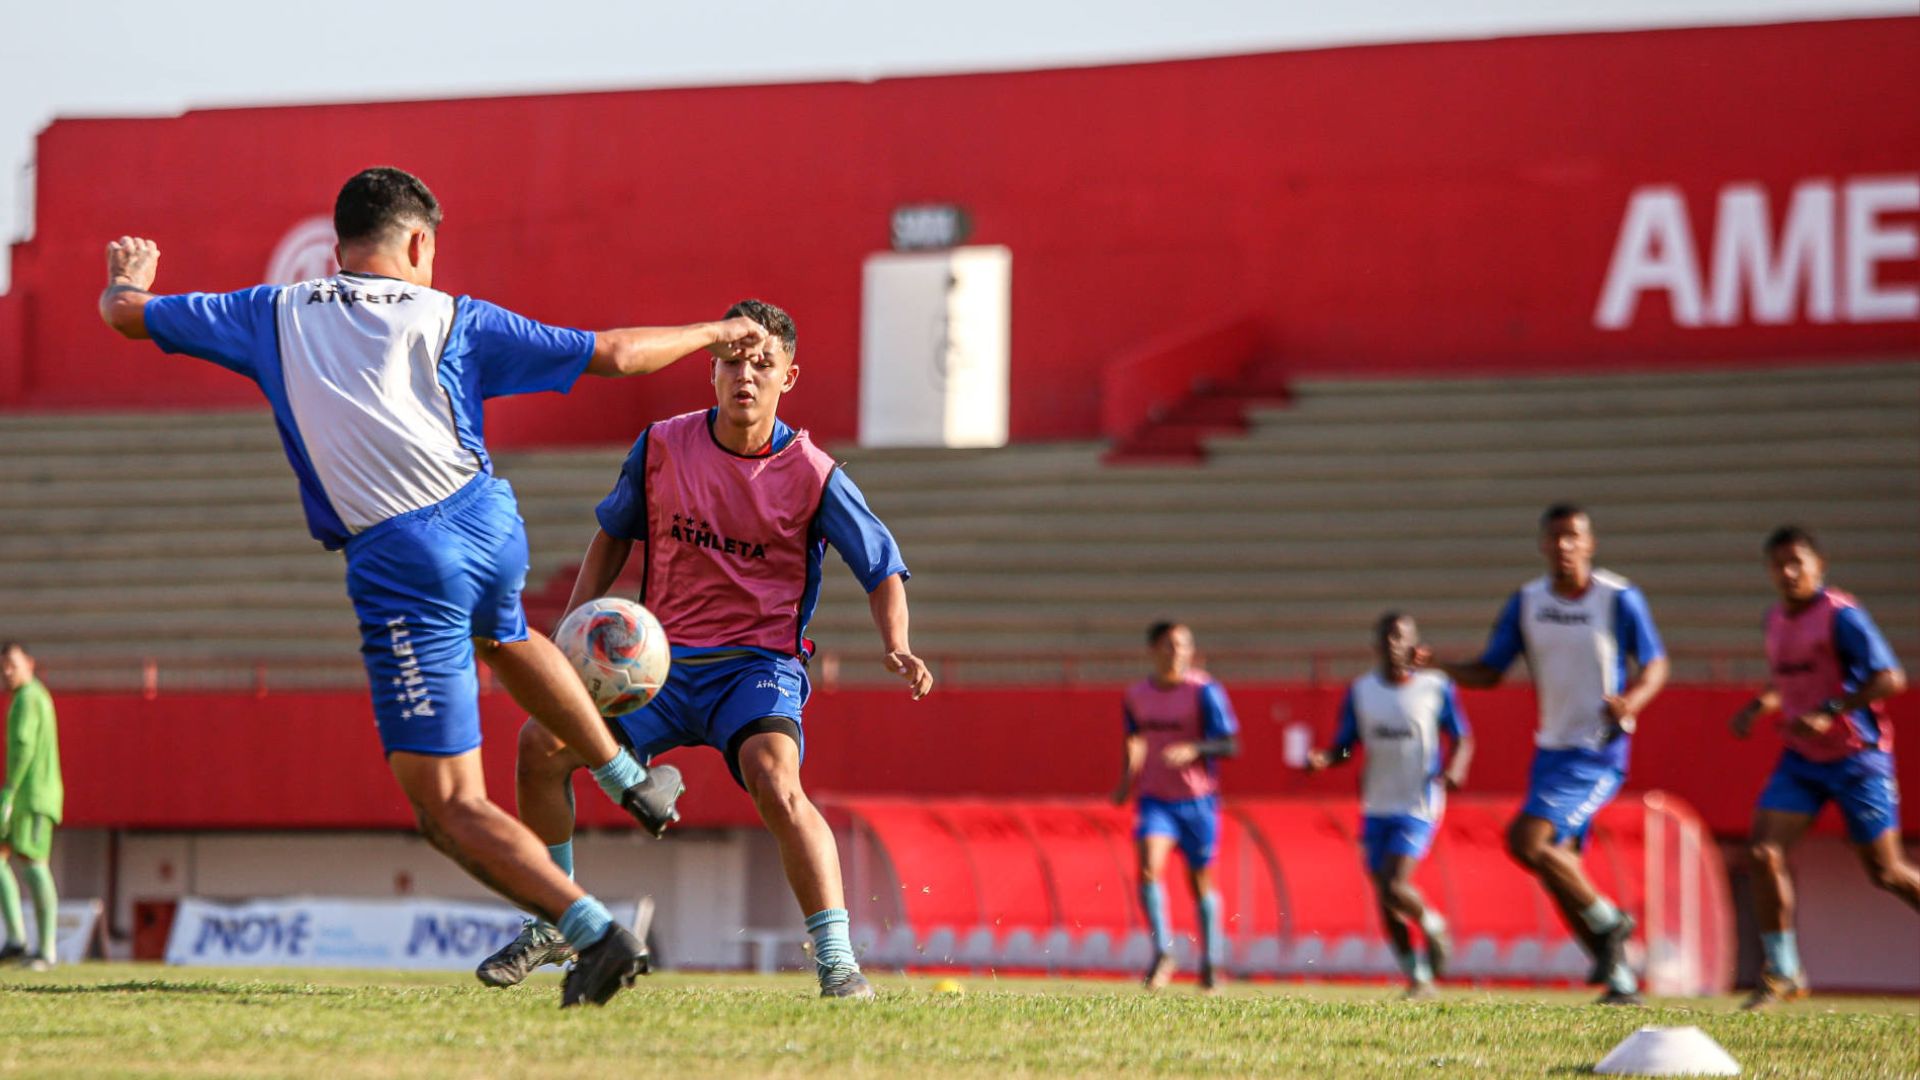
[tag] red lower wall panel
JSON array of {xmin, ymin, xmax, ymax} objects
[{"xmin": 40, "ymin": 684, "xmax": 1917, "ymax": 837}]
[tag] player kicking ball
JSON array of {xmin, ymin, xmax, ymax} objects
[
  {"xmin": 1731, "ymin": 525, "xmax": 1917, "ymax": 1010},
  {"xmin": 1111, "ymin": 621, "xmax": 1240, "ymax": 992},
  {"xmin": 481, "ymin": 300, "xmax": 932, "ymax": 1000},
  {"xmin": 97, "ymin": 168, "xmax": 770, "ymax": 1007},
  {"xmin": 1422, "ymin": 503, "xmax": 1667, "ymax": 1005},
  {"xmin": 1307, "ymin": 612, "xmax": 1472, "ymax": 999}
]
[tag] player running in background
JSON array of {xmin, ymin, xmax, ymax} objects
[
  {"xmin": 97, "ymin": 167, "xmax": 772, "ymax": 1007},
  {"xmin": 1111, "ymin": 621, "xmax": 1240, "ymax": 992},
  {"xmin": 1422, "ymin": 504, "xmax": 1668, "ymax": 1005},
  {"xmin": 485, "ymin": 299, "xmax": 931, "ymax": 1000},
  {"xmin": 1307, "ymin": 612, "xmax": 1472, "ymax": 999},
  {"xmin": 1731, "ymin": 525, "xmax": 1917, "ymax": 1010}
]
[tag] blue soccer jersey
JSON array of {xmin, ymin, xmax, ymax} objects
[
  {"xmin": 1478, "ymin": 570, "xmax": 1664, "ymax": 767},
  {"xmin": 144, "ymin": 273, "xmax": 592, "ymax": 549}
]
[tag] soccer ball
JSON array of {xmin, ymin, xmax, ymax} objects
[{"xmin": 554, "ymin": 598, "xmax": 671, "ymax": 716}]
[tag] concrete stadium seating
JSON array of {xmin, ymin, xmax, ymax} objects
[{"xmin": 0, "ymin": 361, "xmax": 1912, "ymax": 688}]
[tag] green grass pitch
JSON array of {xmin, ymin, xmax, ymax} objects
[{"xmin": 1, "ymin": 965, "xmax": 1914, "ymax": 1078}]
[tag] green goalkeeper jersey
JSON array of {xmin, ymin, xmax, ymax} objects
[{"xmin": 3, "ymin": 678, "xmax": 62, "ymax": 824}]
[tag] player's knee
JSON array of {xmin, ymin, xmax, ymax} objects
[
  {"xmin": 743, "ymin": 765, "xmax": 809, "ymax": 823},
  {"xmin": 1505, "ymin": 829, "xmax": 1545, "ymax": 869},
  {"xmin": 515, "ymin": 720, "xmax": 571, "ymax": 779},
  {"xmin": 1749, "ymin": 841, "xmax": 1788, "ymax": 875}
]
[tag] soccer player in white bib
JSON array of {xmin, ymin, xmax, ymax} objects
[
  {"xmin": 1423, "ymin": 503, "xmax": 1668, "ymax": 1005},
  {"xmin": 486, "ymin": 299, "xmax": 933, "ymax": 1000},
  {"xmin": 1307, "ymin": 612, "xmax": 1472, "ymax": 999},
  {"xmin": 97, "ymin": 167, "xmax": 773, "ymax": 1007}
]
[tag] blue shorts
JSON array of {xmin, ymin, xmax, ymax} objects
[
  {"xmin": 1521, "ymin": 747, "xmax": 1625, "ymax": 848},
  {"xmin": 1757, "ymin": 748, "xmax": 1901, "ymax": 845},
  {"xmin": 1135, "ymin": 795, "xmax": 1221, "ymax": 868},
  {"xmin": 1361, "ymin": 814, "xmax": 1437, "ymax": 874},
  {"xmin": 344, "ymin": 475, "xmax": 530, "ymax": 757},
  {"xmin": 610, "ymin": 652, "xmax": 809, "ymax": 788}
]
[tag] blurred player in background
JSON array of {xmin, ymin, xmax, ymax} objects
[
  {"xmin": 1112, "ymin": 621, "xmax": 1240, "ymax": 992},
  {"xmin": 1, "ymin": 642, "xmax": 62, "ymax": 969},
  {"xmin": 489, "ymin": 299, "xmax": 930, "ymax": 1000},
  {"xmin": 1422, "ymin": 503, "xmax": 1667, "ymax": 1005},
  {"xmin": 1307, "ymin": 612, "xmax": 1472, "ymax": 999},
  {"xmin": 1731, "ymin": 525, "xmax": 1916, "ymax": 1010},
  {"xmin": 96, "ymin": 167, "xmax": 772, "ymax": 1007}
]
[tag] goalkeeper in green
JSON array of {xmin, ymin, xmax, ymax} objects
[{"xmin": 2, "ymin": 641, "xmax": 63, "ymax": 969}]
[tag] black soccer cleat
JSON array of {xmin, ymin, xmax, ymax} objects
[
  {"xmin": 559, "ymin": 926, "xmax": 649, "ymax": 1008},
  {"xmin": 1595, "ymin": 988, "xmax": 1645, "ymax": 1007},
  {"xmin": 819, "ymin": 967, "xmax": 876, "ymax": 1000},
  {"xmin": 476, "ymin": 920, "xmax": 574, "ymax": 988},
  {"xmin": 620, "ymin": 764, "xmax": 685, "ymax": 838},
  {"xmin": 1588, "ymin": 913, "xmax": 1637, "ymax": 986}
]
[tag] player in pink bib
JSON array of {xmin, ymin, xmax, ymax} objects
[
  {"xmin": 1111, "ymin": 621, "xmax": 1240, "ymax": 991},
  {"xmin": 484, "ymin": 301, "xmax": 932, "ymax": 1000},
  {"xmin": 1731, "ymin": 525, "xmax": 1916, "ymax": 1009}
]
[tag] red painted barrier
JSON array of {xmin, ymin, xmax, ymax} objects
[
  {"xmin": 831, "ymin": 795, "xmax": 1733, "ymax": 994},
  {"xmin": 4, "ymin": 18, "xmax": 1914, "ymax": 444},
  {"xmin": 31, "ymin": 682, "xmax": 1916, "ymax": 838}
]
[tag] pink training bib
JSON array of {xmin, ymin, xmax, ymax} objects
[
  {"xmin": 640, "ymin": 410, "xmax": 837, "ymax": 655},
  {"xmin": 1766, "ymin": 588, "xmax": 1890, "ymax": 762},
  {"xmin": 1126, "ymin": 672, "xmax": 1221, "ymax": 802}
]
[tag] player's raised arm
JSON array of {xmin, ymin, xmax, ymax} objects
[
  {"xmin": 1422, "ymin": 592, "xmax": 1522, "ymax": 688},
  {"xmin": 586, "ymin": 316, "xmax": 772, "ymax": 378},
  {"xmin": 99, "ymin": 237, "xmax": 161, "ymax": 339}
]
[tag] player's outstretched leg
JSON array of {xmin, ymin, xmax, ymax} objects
[
  {"xmin": 1857, "ymin": 828, "xmax": 1920, "ymax": 914},
  {"xmin": 1744, "ymin": 809, "xmax": 1812, "ymax": 1010},
  {"xmin": 478, "ymin": 720, "xmax": 593, "ymax": 987},
  {"xmin": 1507, "ymin": 815, "xmax": 1640, "ymax": 1004},
  {"xmin": 1135, "ymin": 837, "xmax": 1178, "ymax": 990},
  {"xmin": 481, "ymin": 636, "xmax": 684, "ymax": 836},
  {"xmin": 735, "ymin": 731, "xmax": 873, "ymax": 999},
  {"xmin": 389, "ymin": 749, "xmax": 642, "ymax": 1007}
]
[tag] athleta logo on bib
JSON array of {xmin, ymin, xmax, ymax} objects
[
  {"xmin": 305, "ymin": 284, "xmax": 420, "ymax": 306},
  {"xmin": 1535, "ymin": 607, "xmax": 1592, "ymax": 626},
  {"xmin": 668, "ymin": 512, "xmax": 768, "ymax": 560}
]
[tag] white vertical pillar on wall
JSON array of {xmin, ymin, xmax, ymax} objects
[{"xmin": 859, "ymin": 246, "xmax": 1011, "ymax": 449}]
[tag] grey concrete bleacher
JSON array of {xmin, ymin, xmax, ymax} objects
[{"xmin": 0, "ymin": 361, "xmax": 1912, "ymax": 689}]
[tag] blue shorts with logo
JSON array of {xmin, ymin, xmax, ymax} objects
[
  {"xmin": 1758, "ymin": 748, "xmax": 1900, "ymax": 845},
  {"xmin": 610, "ymin": 652, "xmax": 810, "ymax": 788},
  {"xmin": 344, "ymin": 474, "xmax": 531, "ymax": 758},
  {"xmin": 1135, "ymin": 794, "xmax": 1222, "ymax": 868},
  {"xmin": 1521, "ymin": 747, "xmax": 1626, "ymax": 848},
  {"xmin": 1361, "ymin": 813, "xmax": 1438, "ymax": 874}
]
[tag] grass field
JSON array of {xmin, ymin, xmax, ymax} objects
[{"xmin": 0, "ymin": 965, "xmax": 1914, "ymax": 1079}]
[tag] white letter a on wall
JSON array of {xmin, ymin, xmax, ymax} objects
[{"xmin": 1595, "ymin": 186, "xmax": 1705, "ymax": 330}]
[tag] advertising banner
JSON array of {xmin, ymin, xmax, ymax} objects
[{"xmin": 163, "ymin": 896, "xmax": 645, "ymax": 970}]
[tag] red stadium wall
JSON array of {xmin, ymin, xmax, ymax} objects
[
  {"xmin": 43, "ymin": 683, "xmax": 1918, "ymax": 838},
  {"xmin": 2, "ymin": 18, "xmax": 1915, "ymax": 446}
]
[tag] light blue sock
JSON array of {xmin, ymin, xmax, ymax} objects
[
  {"xmin": 1197, "ymin": 891, "xmax": 1224, "ymax": 970},
  {"xmin": 547, "ymin": 840, "xmax": 575, "ymax": 880},
  {"xmin": 556, "ymin": 896, "xmax": 613, "ymax": 950},
  {"xmin": 1761, "ymin": 930, "xmax": 1801, "ymax": 980},
  {"xmin": 589, "ymin": 752, "xmax": 646, "ymax": 803},
  {"xmin": 1607, "ymin": 961, "xmax": 1639, "ymax": 995},
  {"xmin": 805, "ymin": 908, "xmax": 856, "ymax": 973},
  {"xmin": 1395, "ymin": 945, "xmax": 1433, "ymax": 984},
  {"xmin": 1140, "ymin": 882, "xmax": 1174, "ymax": 955},
  {"xmin": 1579, "ymin": 897, "xmax": 1622, "ymax": 933}
]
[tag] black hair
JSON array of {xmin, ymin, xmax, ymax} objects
[
  {"xmin": 1765, "ymin": 524, "xmax": 1822, "ymax": 557},
  {"xmin": 1146, "ymin": 621, "xmax": 1184, "ymax": 646},
  {"xmin": 1539, "ymin": 502, "xmax": 1588, "ymax": 530},
  {"xmin": 0, "ymin": 641, "xmax": 27, "ymax": 658},
  {"xmin": 1374, "ymin": 610, "xmax": 1412, "ymax": 639},
  {"xmin": 724, "ymin": 299, "xmax": 798, "ymax": 357},
  {"xmin": 334, "ymin": 167, "xmax": 443, "ymax": 245}
]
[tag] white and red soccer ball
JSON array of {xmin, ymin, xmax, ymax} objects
[{"xmin": 555, "ymin": 598, "xmax": 671, "ymax": 716}]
